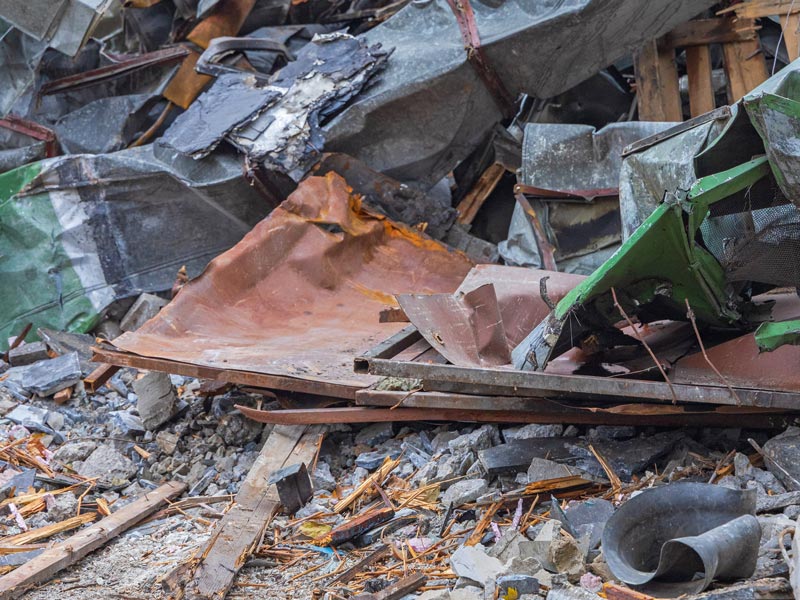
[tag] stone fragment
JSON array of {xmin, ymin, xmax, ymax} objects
[
  {"xmin": 8, "ymin": 342, "xmax": 49, "ymax": 367},
  {"xmin": 435, "ymin": 453, "xmax": 475, "ymax": 485},
  {"xmin": 110, "ymin": 410, "xmax": 146, "ymax": 436},
  {"xmin": 441, "ymin": 479, "xmax": 488, "ymax": 507},
  {"xmin": 45, "ymin": 411, "xmax": 64, "ymax": 431},
  {"xmin": 528, "ymin": 457, "xmax": 579, "ymax": 483},
  {"xmin": 78, "ymin": 445, "xmax": 137, "ymax": 486},
  {"xmin": 120, "ymin": 293, "xmax": 168, "ymax": 332},
  {"xmin": 37, "ymin": 328, "xmax": 98, "ymax": 375},
  {"xmin": 6, "ymin": 352, "xmax": 81, "ymax": 397},
  {"xmin": 503, "ymin": 424, "xmax": 563, "ymax": 442},
  {"xmin": 355, "ymin": 450, "xmax": 392, "ymax": 470},
  {"xmin": 756, "ymin": 428, "xmax": 800, "ymax": 491},
  {"xmin": 448, "ymin": 426, "xmax": 496, "ymax": 455},
  {"xmin": 497, "ymin": 574, "xmax": 540, "ymax": 596},
  {"xmin": 5, "ymin": 404, "xmax": 49, "ymax": 428},
  {"xmin": 133, "ymin": 372, "xmax": 178, "ymax": 430},
  {"xmin": 217, "ymin": 412, "xmax": 262, "ymax": 445},
  {"xmin": 450, "ymin": 544, "xmax": 504, "ymax": 587},
  {"xmin": 354, "ymin": 422, "xmax": 394, "ymax": 446},
  {"xmin": 545, "ymin": 581, "xmax": 601, "ymax": 600},
  {"xmin": 155, "ymin": 431, "xmax": 180, "ymax": 455},
  {"xmin": 431, "ymin": 430, "xmax": 460, "ymax": 453},
  {"xmin": 449, "ymin": 589, "xmax": 482, "ymax": 600},
  {"xmin": 587, "ymin": 426, "xmax": 636, "ymax": 441},
  {"xmin": 52, "ymin": 441, "xmax": 97, "ymax": 465},
  {"xmin": 312, "ymin": 461, "xmax": 337, "ymax": 491},
  {"xmin": 579, "ymin": 573, "xmax": 602, "ymax": 593},
  {"xmin": 529, "ymin": 519, "xmax": 561, "ymax": 571},
  {"xmin": 418, "ymin": 591, "xmax": 450, "ymax": 600},
  {"xmin": 47, "ymin": 491, "xmax": 78, "ymax": 521},
  {"xmin": 95, "ymin": 319, "xmax": 123, "ymax": 341},
  {"xmin": 489, "ymin": 530, "xmax": 535, "ymax": 564}
]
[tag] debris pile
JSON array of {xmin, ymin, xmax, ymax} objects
[{"xmin": 3, "ymin": 0, "xmax": 800, "ymax": 598}]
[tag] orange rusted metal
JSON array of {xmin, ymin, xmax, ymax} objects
[{"xmin": 110, "ymin": 173, "xmax": 473, "ymax": 395}]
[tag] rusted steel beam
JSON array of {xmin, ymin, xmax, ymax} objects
[
  {"xmin": 236, "ymin": 404, "xmax": 791, "ymax": 428},
  {"xmin": 83, "ymin": 364, "xmax": 121, "ymax": 394},
  {"xmin": 0, "ymin": 117, "xmax": 57, "ymax": 157}
]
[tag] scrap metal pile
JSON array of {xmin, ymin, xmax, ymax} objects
[{"xmin": 4, "ymin": 0, "xmax": 800, "ymax": 598}]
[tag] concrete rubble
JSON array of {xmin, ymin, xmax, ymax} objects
[{"xmin": 1, "ymin": 0, "xmax": 800, "ymax": 599}]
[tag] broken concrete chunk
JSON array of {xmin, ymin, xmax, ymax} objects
[
  {"xmin": 529, "ymin": 519, "xmax": 562, "ymax": 571},
  {"xmin": 155, "ymin": 431, "xmax": 180, "ymax": 455},
  {"xmin": 46, "ymin": 491, "xmax": 78, "ymax": 521},
  {"xmin": 449, "ymin": 544, "xmax": 504, "ymax": 587},
  {"xmin": 441, "ymin": 479, "xmax": 488, "ymax": 507},
  {"xmin": 132, "ymin": 371, "xmax": 178, "ymax": 430},
  {"xmin": 4, "ymin": 352, "xmax": 81, "ymax": 397},
  {"xmin": 354, "ymin": 422, "xmax": 394, "ymax": 446},
  {"xmin": 497, "ymin": 574, "xmax": 540, "ymax": 597},
  {"xmin": 479, "ymin": 438, "xmax": 574, "ymax": 475},
  {"xmin": 312, "ymin": 461, "xmax": 337, "ymax": 492},
  {"xmin": 52, "ymin": 441, "xmax": 97, "ymax": 465},
  {"xmin": 548, "ymin": 536, "xmax": 586, "ymax": 582},
  {"xmin": 503, "ymin": 424, "xmax": 564, "ymax": 442},
  {"xmin": 489, "ymin": 530, "xmax": 536, "ymax": 565},
  {"xmin": 5, "ymin": 404, "xmax": 49, "ymax": 428},
  {"xmin": 762, "ymin": 429, "xmax": 800, "ymax": 491},
  {"xmin": 78, "ymin": 445, "xmax": 137, "ymax": 486},
  {"xmin": 120, "ymin": 293, "xmax": 169, "ymax": 332},
  {"xmin": 528, "ymin": 458, "xmax": 579, "ymax": 483},
  {"xmin": 110, "ymin": 411, "xmax": 147, "ymax": 436},
  {"xmin": 431, "ymin": 430, "xmax": 460, "ymax": 453},
  {"xmin": 448, "ymin": 426, "xmax": 496, "ymax": 455},
  {"xmin": 8, "ymin": 341, "xmax": 49, "ymax": 366}
]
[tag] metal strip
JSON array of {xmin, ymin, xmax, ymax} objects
[
  {"xmin": 0, "ymin": 116, "xmax": 58, "ymax": 157},
  {"xmin": 444, "ymin": 0, "xmax": 515, "ymax": 118}
]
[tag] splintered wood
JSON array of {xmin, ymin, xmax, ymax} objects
[{"xmin": 163, "ymin": 424, "xmax": 324, "ymax": 599}]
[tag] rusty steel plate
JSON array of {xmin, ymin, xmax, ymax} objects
[{"xmin": 111, "ymin": 173, "xmax": 473, "ymax": 393}]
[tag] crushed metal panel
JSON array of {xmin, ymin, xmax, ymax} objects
[
  {"xmin": 0, "ymin": 144, "xmax": 269, "ymax": 344},
  {"xmin": 324, "ymin": 0, "xmax": 715, "ymax": 185},
  {"xmin": 755, "ymin": 319, "xmax": 800, "ymax": 352},
  {"xmin": 398, "ymin": 266, "xmax": 583, "ymax": 367},
  {"xmin": 602, "ymin": 483, "xmax": 760, "ymax": 596},
  {"xmin": 512, "ymin": 158, "xmax": 772, "ymax": 372},
  {"xmin": 672, "ymin": 329, "xmax": 800, "ymax": 393},
  {"xmin": 111, "ymin": 173, "xmax": 473, "ymax": 392},
  {"xmin": 163, "ymin": 34, "xmax": 388, "ymax": 181}
]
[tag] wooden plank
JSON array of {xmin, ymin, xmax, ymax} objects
[
  {"xmin": 664, "ymin": 18, "xmax": 757, "ymax": 48},
  {"xmin": 723, "ymin": 24, "xmax": 769, "ymax": 101},
  {"xmin": 83, "ymin": 363, "xmax": 121, "ymax": 393},
  {"xmin": 0, "ymin": 481, "xmax": 185, "ymax": 600},
  {"xmin": 455, "ymin": 163, "xmax": 506, "ymax": 225},
  {"xmin": 782, "ymin": 12, "xmax": 800, "ymax": 61},
  {"xmin": 634, "ymin": 38, "xmax": 682, "ymax": 122},
  {"xmin": 165, "ymin": 425, "xmax": 324, "ymax": 599},
  {"xmin": 719, "ymin": 0, "xmax": 800, "ymax": 19},
  {"xmin": 92, "ymin": 346, "xmax": 356, "ymax": 400},
  {"xmin": 686, "ymin": 45, "xmax": 716, "ymax": 117}
]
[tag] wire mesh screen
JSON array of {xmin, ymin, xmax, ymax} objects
[{"xmin": 700, "ymin": 175, "xmax": 800, "ymax": 287}]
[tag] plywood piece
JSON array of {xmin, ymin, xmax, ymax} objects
[
  {"xmin": 634, "ymin": 39, "xmax": 682, "ymax": 122},
  {"xmin": 686, "ymin": 45, "xmax": 715, "ymax": 117}
]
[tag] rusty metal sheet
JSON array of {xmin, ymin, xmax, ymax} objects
[
  {"xmin": 672, "ymin": 332, "xmax": 800, "ymax": 393},
  {"xmin": 110, "ymin": 173, "xmax": 473, "ymax": 393},
  {"xmin": 397, "ymin": 266, "xmax": 584, "ymax": 367}
]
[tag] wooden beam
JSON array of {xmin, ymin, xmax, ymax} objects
[
  {"xmin": 0, "ymin": 482, "xmax": 185, "ymax": 600},
  {"xmin": 719, "ymin": 0, "xmax": 800, "ymax": 19},
  {"xmin": 163, "ymin": 425, "xmax": 324, "ymax": 599},
  {"xmin": 723, "ymin": 21, "xmax": 769, "ymax": 101},
  {"xmin": 455, "ymin": 163, "xmax": 506, "ymax": 225},
  {"xmin": 781, "ymin": 12, "xmax": 800, "ymax": 61},
  {"xmin": 686, "ymin": 45, "xmax": 716, "ymax": 117},
  {"xmin": 634, "ymin": 38, "xmax": 682, "ymax": 122},
  {"xmin": 664, "ymin": 18, "xmax": 757, "ymax": 48}
]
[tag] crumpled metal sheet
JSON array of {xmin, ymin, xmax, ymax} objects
[
  {"xmin": 500, "ymin": 122, "xmax": 673, "ymax": 273},
  {"xmin": 324, "ymin": 0, "xmax": 714, "ymax": 185},
  {"xmin": 312, "ymin": 153, "xmax": 457, "ymax": 240},
  {"xmin": 602, "ymin": 483, "xmax": 760, "ymax": 597},
  {"xmin": 111, "ymin": 173, "xmax": 473, "ymax": 391},
  {"xmin": 162, "ymin": 33, "xmax": 389, "ymax": 180},
  {"xmin": 398, "ymin": 265, "xmax": 583, "ymax": 367},
  {"xmin": 0, "ymin": 143, "xmax": 269, "ymax": 344}
]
